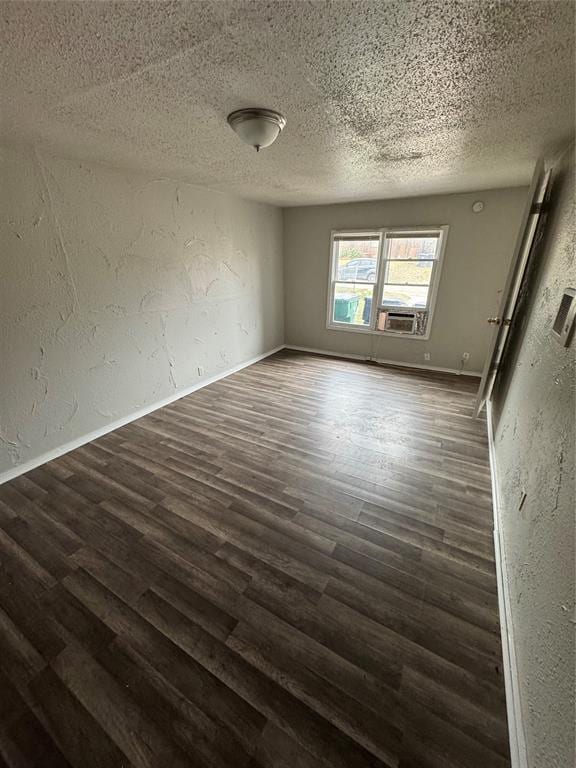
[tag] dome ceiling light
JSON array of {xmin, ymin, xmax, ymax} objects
[{"xmin": 227, "ymin": 108, "xmax": 286, "ymax": 152}]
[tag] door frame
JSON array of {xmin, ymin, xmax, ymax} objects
[{"xmin": 474, "ymin": 161, "xmax": 550, "ymax": 417}]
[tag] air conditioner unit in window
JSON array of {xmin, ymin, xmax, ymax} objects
[{"xmin": 381, "ymin": 310, "xmax": 417, "ymax": 334}]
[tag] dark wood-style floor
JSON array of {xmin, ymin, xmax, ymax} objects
[{"xmin": 0, "ymin": 350, "xmax": 510, "ymax": 768}]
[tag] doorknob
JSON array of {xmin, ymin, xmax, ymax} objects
[{"xmin": 487, "ymin": 317, "xmax": 501, "ymax": 325}]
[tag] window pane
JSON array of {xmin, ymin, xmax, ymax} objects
[
  {"xmin": 382, "ymin": 284, "xmax": 429, "ymax": 308},
  {"xmin": 387, "ymin": 236, "xmax": 438, "ymax": 260},
  {"xmin": 386, "ymin": 260, "xmax": 433, "ymax": 285},
  {"xmin": 334, "ymin": 237, "xmax": 379, "ymax": 283},
  {"xmin": 333, "ymin": 283, "xmax": 373, "ymax": 325}
]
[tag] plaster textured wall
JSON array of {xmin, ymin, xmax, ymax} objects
[
  {"xmin": 284, "ymin": 187, "xmax": 527, "ymax": 371},
  {"xmin": 491, "ymin": 144, "xmax": 575, "ymax": 768},
  {"xmin": 0, "ymin": 143, "xmax": 283, "ymax": 475}
]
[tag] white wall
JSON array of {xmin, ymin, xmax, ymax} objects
[
  {"xmin": 491, "ymin": 144, "xmax": 575, "ymax": 768},
  {"xmin": 284, "ymin": 187, "xmax": 528, "ymax": 372},
  {"xmin": 0, "ymin": 143, "xmax": 284, "ymax": 476}
]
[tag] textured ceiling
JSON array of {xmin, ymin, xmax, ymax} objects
[{"xmin": 1, "ymin": 0, "xmax": 574, "ymax": 206}]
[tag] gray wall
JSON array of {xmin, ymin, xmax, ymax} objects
[
  {"xmin": 0, "ymin": 143, "xmax": 284, "ymax": 477},
  {"xmin": 491, "ymin": 144, "xmax": 575, "ymax": 768},
  {"xmin": 284, "ymin": 187, "xmax": 528, "ymax": 372}
]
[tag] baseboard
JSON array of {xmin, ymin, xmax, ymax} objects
[
  {"xmin": 486, "ymin": 401, "xmax": 528, "ymax": 768},
  {"xmin": 284, "ymin": 344, "xmax": 482, "ymax": 377},
  {"xmin": 0, "ymin": 344, "xmax": 286, "ymax": 486},
  {"xmin": 285, "ymin": 344, "xmax": 367, "ymax": 361}
]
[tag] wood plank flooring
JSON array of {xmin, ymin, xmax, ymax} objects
[{"xmin": 0, "ymin": 350, "xmax": 510, "ymax": 768}]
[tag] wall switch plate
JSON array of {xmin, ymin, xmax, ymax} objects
[
  {"xmin": 552, "ymin": 288, "xmax": 576, "ymax": 346},
  {"xmin": 424, "ymin": 353, "xmax": 431, "ymax": 361},
  {"xmin": 462, "ymin": 352, "xmax": 470, "ymax": 362}
]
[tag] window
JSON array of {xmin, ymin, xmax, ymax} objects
[
  {"xmin": 329, "ymin": 233, "xmax": 380, "ymax": 328},
  {"xmin": 327, "ymin": 227, "xmax": 447, "ymax": 338}
]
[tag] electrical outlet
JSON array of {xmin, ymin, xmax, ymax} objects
[
  {"xmin": 462, "ymin": 352, "xmax": 470, "ymax": 362},
  {"xmin": 197, "ymin": 366, "xmax": 204, "ymax": 376},
  {"xmin": 424, "ymin": 353, "xmax": 431, "ymax": 361}
]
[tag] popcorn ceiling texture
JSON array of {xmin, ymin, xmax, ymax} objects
[
  {"xmin": 491, "ymin": 144, "xmax": 575, "ymax": 768},
  {"xmin": 0, "ymin": 0, "xmax": 574, "ymax": 206},
  {"xmin": 0, "ymin": 143, "xmax": 283, "ymax": 475}
]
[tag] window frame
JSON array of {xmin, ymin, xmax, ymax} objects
[{"xmin": 326, "ymin": 225, "xmax": 448, "ymax": 340}]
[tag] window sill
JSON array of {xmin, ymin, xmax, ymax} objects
[{"xmin": 326, "ymin": 322, "xmax": 432, "ymax": 340}]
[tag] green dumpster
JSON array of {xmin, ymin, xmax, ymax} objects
[{"xmin": 334, "ymin": 293, "xmax": 360, "ymax": 323}]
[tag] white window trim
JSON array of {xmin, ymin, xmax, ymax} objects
[{"xmin": 326, "ymin": 225, "xmax": 449, "ymax": 341}]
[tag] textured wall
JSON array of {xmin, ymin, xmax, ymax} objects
[
  {"xmin": 491, "ymin": 144, "xmax": 575, "ymax": 768},
  {"xmin": 284, "ymin": 187, "xmax": 527, "ymax": 372},
  {"xmin": 0, "ymin": 143, "xmax": 283, "ymax": 476}
]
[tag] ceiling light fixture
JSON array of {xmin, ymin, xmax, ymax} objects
[{"xmin": 227, "ymin": 108, "xmax": 286, "ymax": 152}]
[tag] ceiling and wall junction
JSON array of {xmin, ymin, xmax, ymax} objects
[{"xmin": 1, "ymin": 0, "xmax": 574, "ymax": 205}]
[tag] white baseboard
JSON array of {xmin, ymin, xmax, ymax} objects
[
  {"xmin": 0, "ymin": 344, "xmax": 285, "ymax": 486},
  {"xmin": 486, "ymin": 401, "xmax": 528, "ymax": 768},
  {"xmin": 285, "ymin": 344, "xmax": 481, "ymax": 377},
  {"xmin": 286, "ymin": 344, "xmax": 367, "ymax": 361}
]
